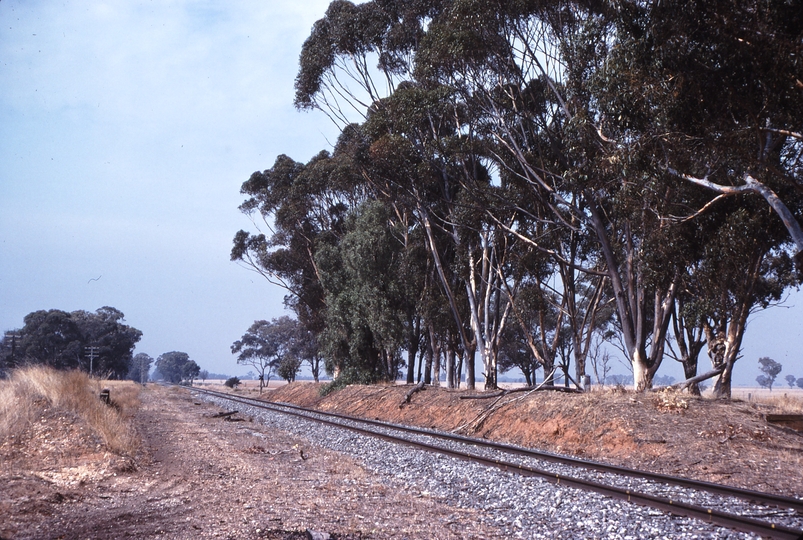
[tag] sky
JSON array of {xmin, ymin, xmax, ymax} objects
[{"xmin": 1, "ymin": 1, "xmax": 801, "ymax": 386}]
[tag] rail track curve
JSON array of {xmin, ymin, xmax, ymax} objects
[{"xmin": 187, "ymin": 385, "xmax": 803, "ymax": 540}]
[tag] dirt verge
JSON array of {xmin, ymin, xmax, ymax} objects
[{"xmin": 0, "ymin": 384, "xmax": 501, "ymax": 540}]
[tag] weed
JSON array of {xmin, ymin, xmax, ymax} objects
[{"xmin": 0, "ymin": 366, "xmax": 141, "ymax": 455}]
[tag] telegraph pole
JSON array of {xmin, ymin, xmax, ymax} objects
[
  {"xmin": 3, "ymin": 332, "xmax": 20, "ymax": 371},
  {"xmin": 85, "ymin": 346, "xmax": 100, "ymax": 376}
]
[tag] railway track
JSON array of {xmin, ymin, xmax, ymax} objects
[{"xmin": 188, "ymin": 386, "xmax": 803, "ymax": 540}]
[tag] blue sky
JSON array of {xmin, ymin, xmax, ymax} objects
[
  {"xmin": 1, "ymin": 1, "xmax": 801, "ymax": 385},
  {"xmin": 0, "ymin": 0, "xmax": 338, "ymax": 376}
]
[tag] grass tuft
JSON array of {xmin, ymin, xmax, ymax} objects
[{"xmin": 0, "ymin": 366, "xmax": 141, "ymax": 455}]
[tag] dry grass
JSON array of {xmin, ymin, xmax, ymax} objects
[
  {"xmin": 731, "ymin": 387, "xmax": 803, "ymax": 413},
  {"xmin": 753, "ymin": 393, "xmax": 803, "ymax": 413},
  {"xmin": 0, "ymin": 366, "xmax": 141, "ymax": 455}
]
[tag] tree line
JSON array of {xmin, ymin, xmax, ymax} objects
[
  {"xmin": 1, "ymin": 307, "xmax": 142, "ymax": 379},
  {"xmin": 1, "ymin": 307, "xmax": 202, "ymax": 385},
  {"xmin": 232, "ymin": 0, "xmax": 802, "ymax": 397},
  {"xmin": 756, "ymin": 356, "xmax": 803, "ymax": 391}
]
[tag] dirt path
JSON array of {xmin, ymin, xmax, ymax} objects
[{"xmin": 2, "ymin": 385, "xmax": 500, "ymax": 540}]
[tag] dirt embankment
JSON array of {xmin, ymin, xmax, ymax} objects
[{"xmin": 262, "ymin": 382, "xmax": 803, "ymax": 497}]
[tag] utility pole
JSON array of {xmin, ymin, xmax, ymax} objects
[
  {"xmin": 140, "ymin": 356, "xmax": 148, "ymax": 385},
  {"xmin": 3, "ymin": 332, "xmax": 20, "ymax": 371},
  {"xmin": 85, "ymin": 346, "xmax": 100, "ymax": 376}
]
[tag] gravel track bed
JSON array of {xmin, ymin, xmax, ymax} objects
[{"xmin": 199, "ymin": 393, "xmax": 795, "ymax": 539}]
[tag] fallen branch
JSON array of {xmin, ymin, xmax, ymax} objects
[
  {"xmin": 211, "ymin": 410, "xmax": 238, "ymax": 418},
  {"xmin": 460, "ymin": 387, "xmax": 536, "ymax": 400},
  {"xmin": 460, "ymin": 391, "xmax": 504, "ymax": 400},
  {"xmin": 454, "ymin": 369, "xmax": 559, "ymax": 434},
  {"xmin": 671, "ymin": 367, "xmax": 724, "ymax": 391},
  {"xmin": 535, "ymin": 385, "xmax": 582, "ymax": 394},
  {"xmin": 399, "ymin": 381, "xmax": 425, "ymax": 408}
]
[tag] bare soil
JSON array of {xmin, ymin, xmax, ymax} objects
[
  {"xmin": 2, "ymin": 382, "xmax": 802, "ymax": 540},
  {"xmin": 261, "ymin": 382, "xmax": 803, "ymax": 497},
  {"xmin": 0, "ymin": 384, "xmax": 500, "ymax": 540}
]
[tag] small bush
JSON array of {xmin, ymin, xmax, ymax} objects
[
  {"xmin": 224, "ymin": 376, "xmax": 241, "ymax": 389},
  {"xmin": 319, "ymin": 368, "xmax": 379, "ymax": 396}
]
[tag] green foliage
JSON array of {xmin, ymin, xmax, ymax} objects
[
  {"xmin": 276, "ymin": 356, "xmax": 302, "ymax": 383},
  {"xmin": 154, "ymin": 351, "xmax": 197, "ymax": 384},
  {"xmin": 233, "ymin": 0, "xmax": 803, "ymax": 395},
  {"xmin": 3, "ymin": 307, "xmax": 142, "ymax": 378},
  {"xmin": 317, "ymin": 201, "xmax": 420, "ymax": 383},
  {"xmin": 786, "ymin": 374, "xmax": 797, "ymax": 389},
  {"xmin": 232, "ymin": 317, "xmax": 306, "ymax": 383},
  {"xmin": 757, "ymin": 357, "xmax": 783, "ymax": 391},
  {"xmin": 182, "ymin": 360, "xmax": 201, "ymax": 384},
  {"xmin": 224, "ymin": 376, "xmax": 241, "ymax": 389},
  {"xmin": 319, "ymin": 366, "xmax": 381, "ymax": 396}
]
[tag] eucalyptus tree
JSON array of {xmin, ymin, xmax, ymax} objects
[
  {"xmin": 270, "ymin": 0, "xmax": 802, "ymax": 395},
  {"xmin": 406, "ymin": 0, "xmax": 682, "ymax": 391},
  {"xmin": 593, "ymin": 0, "xmax": 803, "ymax": 396},
  {"xmin": 15, "ymin": 309, "xmax": 83, "ymax": 370},
  {"xmin": 293, "ymin": 0, "xmax": 628, "ymax": 389},
  {"xmin": 71, "ymin": 307, "xmax": 143, "ymax": 377},
  {"xmin": 287, "ymin": 322, "xmax": 323, "ymax": 382},
  {"xmin": 675, "ymin": 205, "xmax": 796, "ymax": 397},
  {"xmin": 316, "ymin": 201, "xmax": 419, "ymax": 382},
  {"xmin": 10, "ymin": 307, "xmax": 141, "ymax": 378},
  {"xmin": 298, "ymin": 9, "xmax": 522, "ymax": 390},
  {"xmin": 154, "ymin": 351, "xmax": 194, "ymax": 384},
  {"xmin": 232, "ymin": 141, "xmax": 371, "ymax": 340},
  {"xmin": 623, "ymin": 1, "xmax": 803, "ymax": 256},
  {"xmin": 127, "ymin": 353, "xmax": 153, "ymax": 384},
  {"xmin": 417, "ymin": 0, "xmax": 803, "ymax": 394},
  {"xmin": 232, "ymin": 317, "xmax": 301, "ymax": 389}
]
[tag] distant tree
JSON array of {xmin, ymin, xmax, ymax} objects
[
  {"xmin": 16, "ymin": 310, "xmax": 84, "ymax": 370},
  {"xmin": 182, "ymin": 360, "xmax": 201, "ymax": 386},
  {"xmin": 757, "ymin": 357, "xmax": 782, "ymax": 391},
  {"xmin": 798, "ymin": 378, "xmax": 803, "ymax": 390},
  {"xmin": 756, "ymin": 375, "xmax": 773, "ymax": 390},
  {"xmin": 199, "ymin": 370, "xmax": 209, "ymax": 385},
  {"xmin": 606, "ymin": 374, "xmax": 633, "ymax": 387},
  {"xmin": 232, "ymin": 317, "xmax": 299, "ymax": 392},
  {"xmin": 287, "ymin": 323, "xmax": 322, "ymax": 383},
  {"xmin": 276, "ymin": 355, "xmax": 302, "ymax": 383},
  {"xmin": 1, "ymin": 330, "xmax": 23, "ymax": 374},
  {"xmin": 786, "ymin": 374, "xmax": 797, "ymax": 389},
  {"xmin": 653, "ymin": 375, "xmax": 677, "ymax": 387},
  {"xmin": 71, "ymin": 307, "xmax": 143, "ymax": 377},
  {"xmin": 224, "ymin": 376, "xmax": 241, "ymax": 389},
  {"xmin": 498, "ymin": 321, "xmax": 540, "ymax": 387},
  {"xmin": 154, "ymin": 351, "xmax": 193, "ymax": 384},
  {"xmin": 588, "ymin": 337, "xmax": 613, "ymax": 388},
  {"xmin": 9, "ymin": 307, "xmax": 141, "ymax": 378},
  {"xmin": 127, "ymin": 353, "xmax": 153, "ymax": 384}
]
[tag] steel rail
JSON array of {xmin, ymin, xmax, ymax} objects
[
  {"xmin": 193, "ymin": 387, "xmax": 803, "ymax": 512},
  {"xmin": 189, "ymin": 387, "xmax": 803, "ymax": 540}
]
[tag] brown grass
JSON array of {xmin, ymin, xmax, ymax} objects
[
  {"xmin": 731, "ymin": 387, "xmax": 803, "ymax": 413},
  {"xmin": 0, "ymin": 366, "xmax": 141, "ymax": 455}
]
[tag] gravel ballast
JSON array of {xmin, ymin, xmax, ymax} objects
[{"xmin": 199, "ymin": 393, "xmax": 800, "ymax": 539}]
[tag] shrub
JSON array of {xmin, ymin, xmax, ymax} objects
[{"xmin": 224, "ymin": 376, "xmax": 241, "ymax": 389}]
